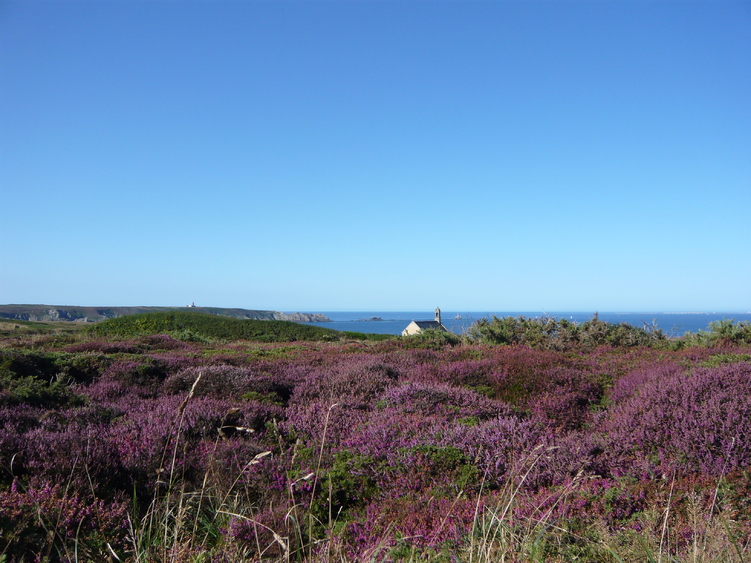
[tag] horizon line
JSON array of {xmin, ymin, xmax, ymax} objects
[{"xmin": 3, "ymin": 304, "xmax": 750, "ymax": 315}]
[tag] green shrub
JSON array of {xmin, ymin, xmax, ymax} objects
[
  {"xmin": 325, "ymin": 450, "xmax": 380, "ymax": 513},
  {"xmin": 0, "ymin": 373, "xmax": 84, "ymax": 407},
  {"xmin": 341, "ymin": 331, "xmax": 393, "ymax": 341},
  {"xmin": 681, "ymin": 318, "xmax": 751, "ymax": 347},
  {"xmin": 467, "ymin": 314, "xmax": 667, "ymax": 350},
  {"xmin": 402, "ymin": 328, "xmax": 462, "ymax": 349},
  {"xmin": 701, "ymin": 353, "xmax": 751, "ymax": 367},
  {"xmin": 0, "ymin": 350, "xmax": 101, "ymax": 407}
]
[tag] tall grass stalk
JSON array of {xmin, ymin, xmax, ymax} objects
[
  {"xmin": 467, "ymin": 443, "xmax": 551, "ymax": 562},
  {"xmin": 130, "ymin": 373, "xmax": 204, "ymax": 562},
  {"xmin": 659, "ymin": 470, "xmax": 676, "ymax": 563}
]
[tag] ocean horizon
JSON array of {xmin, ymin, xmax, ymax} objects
[{"xmin": 301, "ymin": 311, "xmax": 751, "ymax": 337}]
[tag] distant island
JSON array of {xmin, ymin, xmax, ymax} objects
[{"xmin": 0, "ymin": 304, "xmax": 331, "ymax": 323}]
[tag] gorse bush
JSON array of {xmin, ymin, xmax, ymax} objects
[
  {"xmin": 0, "ymin": 349, "xmax": 96, "ymax": 407},
  {"xmin": 467, "ymin": 313, "xmax": 667, "ymax": 350},
  {"xmin": 401, "ymin": 328, "xmax": 462, "ymax": 349},
  {"xmin": 681, "ymin": 318, "xmax": 751, "ymax": 347}
]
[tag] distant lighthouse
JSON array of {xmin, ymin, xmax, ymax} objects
[{"xmin": 435, "ymin": 307, "xmax": 441, "ymax": 324}]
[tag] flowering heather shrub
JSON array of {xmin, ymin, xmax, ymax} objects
[
  {"xmin": 394, "ymin": 347, "xmax": 442, "ymax": 368},
  {"xmin": 525, "ymin": 429, "xmax": 610, "ymax": 488},
  {"xmin": 98, "ymin": 354, "xmax": 188, "ymax": 395},
  {"xmin": 4, "ymin": 327, "xmax": 751, "ymax": 561},
  {"xmin": 101, "ymin": 394, "xmax": 276, "ymax": 485},
  {"xmin": 325, "ymin": 385, "xmax": 541, "ymax": 500},
  {"xmin": 286, "ymin": 400, "xmax": 369, "ymax": 450},
  {"xmin": 578, "ymin": 345, "xmax": 685, "ymax": 382},
  {"xmin": 409, "ymin": 357, "xmax": 500, "ymax": 387},
  {"xmin": 349, "ymin": 495, "xmax": 480, "ymax": 552},
  {"xmin": 292, "ymin": 355, "xmax": 401, "ymax": 405},
  {"xmin": 101, "ymin": 358, "xmax": 156, "ymax": 383},
  {"xmin": 171, "ymin": 396, "xmax": 280, "ymax": 439},
  {"xmin": 506, "ymin": 475, "xmax": 649, "ymax": 530},
  {"xmin": 163, "ymin": 364, "xmax": 296, "ymax": 407},
  {"xmin": 284, "ymin": 356, "xmax": 402, "ymax": 446},
  {"xmin": 0, "ymin": 405, "xmax": 45, "ymax": 486},
  {"xmin": 0, "ymin": 405, "xmax": 121, "ymax": 490},
  {"xmin": 0, "ymin": 478, "xmax": 129, "ymax": 561},
  {"xmin": 607, "ymin": 362, "xmax": 684, "ymax": 405},
  {"xmin": 523, "ymin": 470, "xmax": 751, "ymax": 553},
  {"xmin": 527, "ymin": 367, "xmax": 604, "ymax": 430},
  {"xmin": 164, "ymin": 364, "xmax": 257, "ymax": 397},
  {"xmin": 379, "ymin": 381, "xmax": 509, "ymax": 421},
  {"xmin": 0, "ymin": 404, "xmax": 45, "ymax": 435},
  {"xmin": 455, "ymin": 348, "xmax": 568, "ymax": 404},
  {"xmin": 602, "ymin": 361, "xmax": 751, "ymax": 475},
  {"xmin": 487, "ymin": 359, "xmax": 580, "ymax": 407},
  {"xmin": 146, "ymin": 351, "xmax": 196, "ymax": 372},
  {"xmin": 200, "ymin": 355, "xmax": 314, "ymax": 400},
  {"xmin": 229, "ymin": 502, "xmax": 292, "ymax": 558},
  {"xmin": 341, "ymin": 408, "xmax": 454, "ymax": 463},
  {"xmin": 443, "ymin": 415, "xmax": 549, "ymax": 487},
  {"xmin": 83, "ymin": 377, "xmax": 136, "ymax": 401},
  {"xmin": 207, "ymin": 437, "xmax": 276, "ymax": 493},
  {"xmin": 407, "ymin": 347, "xmax": 603, "ymax": 429},
  {"xmin": 399, "ymin": 345, "xmax": 584, "ymax": 403},
  {"xmin": 19, "ymin": 422, "xmax": 125, "ymax": 493}
]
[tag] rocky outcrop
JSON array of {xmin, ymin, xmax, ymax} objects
[
  {"xmin": 0, "ymin": 308, "xmax": 89, "ymax": 322},
  {"xmin": 273, "ymin": 312, "xmax": 331, "ymax": 322}
]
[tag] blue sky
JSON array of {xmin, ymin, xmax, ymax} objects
[{"xmin": 1, "ymin": 1, "xmax": 749, "ymax": 313}]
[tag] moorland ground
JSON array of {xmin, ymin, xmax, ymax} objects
[{"xmin": 1, "ymin": 312, "xmax": 750, "ymax": 562}]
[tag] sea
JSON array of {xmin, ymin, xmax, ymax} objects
[{"xmin": 300, "ymin": 311, "xmax": 751, "ymax": 337}]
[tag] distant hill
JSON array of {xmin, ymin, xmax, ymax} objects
[
  {"xmin": 87, "ymin": 311, "xmax": 346, "ymax": 342},
  {"xmin": 0, "ymin": 304, "xmax": 331, "ymax": 323}
]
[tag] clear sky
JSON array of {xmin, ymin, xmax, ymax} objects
[{"xmin": 1, "ymin": 1, "xmax": 749, "ymax": 313}]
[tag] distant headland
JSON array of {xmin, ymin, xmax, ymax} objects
[{"xmin": 0, "ymin": 304, "xmax": 331, "ymax": 323}]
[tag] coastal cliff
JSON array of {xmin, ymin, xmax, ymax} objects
[
  {"xmin": 0, "ymin": 305, "xmax": 331, "ymax": 323},
  {"xmin": 273, "ymin": 312, "xmax": 330, "ymax": 322}
]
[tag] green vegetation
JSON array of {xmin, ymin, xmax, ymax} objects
[
  {"xmin": 0, "ymin": 318, "xmax": 85, "ymax": 338},
  {"xmin": 0, "ymin": 349, "xmax": 98, "ymax": 407},
  {"xmin": 2, "ymin": 311, "xmax": 751, "ymax": 561},
  {"xmin": 465, "ymin": 314, "xmax": 751, "ymax": 351},
  {"xmin": 466, "ymin": 313, "xmax": 668, "ymax": 350},
  {"xmin": 401, "ymin": 328, "xmax": 463, "ymax": 349},
  {"xmin": 87, "ymin": 310, "xmax": 390, "ymax": 342},
  {"xmin": 680, "ymin": 318, "xmax": 751, "ymax": 347}
]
